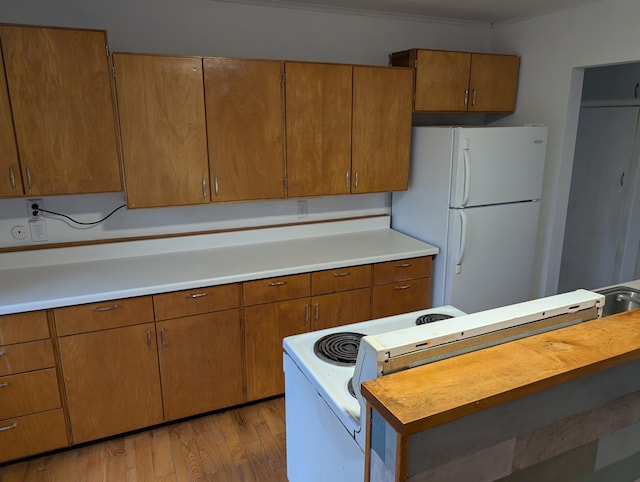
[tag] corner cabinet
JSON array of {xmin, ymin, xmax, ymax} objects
[
  {"xmin": 390, "ymin": 48, "xmax": 519, "ymax": 113},
  {"xmin": 0, "ymin": 25, "xmax": 122, "ymax": 196},
  {"xmin": 113, "ymin": 53, "xmax": 210, "ymax": 208}
]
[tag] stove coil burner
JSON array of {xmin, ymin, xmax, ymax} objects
[
  {"xmin": 416, "ymin": 313, "xmax": 454, "ymax": 325},
  {"xmin": 313, "ymin": 332, "xmax": 365, "ymax": 366}
]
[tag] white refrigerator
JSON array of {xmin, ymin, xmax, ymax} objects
[{"xmin": 391, "ymin": 125, "xmax": 548, "ymax": 313}]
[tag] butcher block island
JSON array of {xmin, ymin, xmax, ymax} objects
[
  {"xmin": 361, "ymin": 308, "xmax": 640, "ymax": 482},
  {"xmin": 0, "ymin": 217, "xmax": 438, "ymax": 462}
]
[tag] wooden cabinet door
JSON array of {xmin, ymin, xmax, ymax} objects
[
  {"xmin": 204, "ymin": 58, "xmax": 285, "ymax": 202},
  {"xmin": 0, "ymin": 48, "xmax": 22, "ymax": 197},
  {"xmin": 468, "ymin": 53, "xmax": 520, "ymax": 113},
  {"xmin": 285, "ymin": 62, "xmax": 352, "ymax": 197},
  {"xmin": 157, "ymin": 310, "xmax": 244, "ymax": 421},
  {"xmin": 352, "ymin": 66, "xmax": 413, "ymax": 193},
  {"xmin": 312, "ymin": 288, "xmax": 371, "ymax": 331},
  {"xmin": 114, "ymin": 53, "xmax": 209, "ymax": 208},
  {"xmin": 0, "ymin": 26, "xmax": 121, "ymax": 196},
  {"xmin": 414, "ymin": 50, "xmax": 471, "ymax": 112},
  {"xmin": 244, "ymin": 299, "xmax": 310, "ymax": 401},
  {"xmin": 58, "ymin": 323, "xmax": 163, "ymax": 444}
]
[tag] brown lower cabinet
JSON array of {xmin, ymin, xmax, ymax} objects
[
  {"xmin": 156, "ymin": 309, "xmax": 244, "ymax": 421},
  {"xmin": 57, "ymin": 322, "xmax": 164, "ymax": 444}
]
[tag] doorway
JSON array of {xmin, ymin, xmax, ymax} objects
[{"xmin": 558, "ymin": 63, "xmax": 640, "ymax": 292}]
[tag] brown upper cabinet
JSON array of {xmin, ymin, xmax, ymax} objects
[
  {"xmin": 204, "ymin": 57, "xmax": 286, "ymax": 202},
  {"xmin": 352, "ymin": 65, "xmax": 413, "ymax": 193},
  {"xmin": 390, "ymin": 48, "xmax": 519, "ymax": 113},
  {"xmin": 284, "ymin": 62, "xmax": 412, "ymax": 197},
  {"xmin": 285, "ymin": 61, "xmax": 353, "ymax": 197},
  {"xmin": 0, "ymin": 48, "xmax": 22, "ymax": 197},
  {"xmin": 0, "ymin": 25, "xmax": 122, "ymax": 196},
  {"xmin": 113, "ymin": 53, "xmax": 210, "ymax": 209}
]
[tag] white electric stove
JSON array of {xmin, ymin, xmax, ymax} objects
[{"xmin": 283, "ymin": 290, "xmax": 605, "ymax": 482}]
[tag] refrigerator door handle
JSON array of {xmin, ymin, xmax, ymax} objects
[
  {"xmin": 462, "ymin": 148, "xmax": 471, "ymax": 206},
  {"xmin": 456, "ymin": 210, "xmax": 468, "ymax": 274}
]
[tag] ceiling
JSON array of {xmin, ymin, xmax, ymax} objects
[{"xmin": 217, "ymin": 0, "xmax": 601, "ymax": 26}]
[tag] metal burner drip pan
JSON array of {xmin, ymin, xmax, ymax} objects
[
  {"xmin": 313, "ymin": 332, "xmax": 365, "ymax": 366},
  {"xmin": 416, "ymin": 313, "xmax": 454, "ymax": 325}
]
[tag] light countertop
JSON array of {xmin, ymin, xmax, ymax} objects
[{"xmin": 0, "ymin": 217, "xmax": 439, "ymax": 315}]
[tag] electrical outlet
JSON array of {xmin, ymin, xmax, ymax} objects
[
  {"xmin": 297, "ymin": 200, "xmax": 308, "ymax": 218},
  {"xmin": 29, "ymin": 219, "xmax": 48, "ymax": 242},
  {"xmin": 27, "ymin": 198, "xmax": 43, "ymax": 221}
]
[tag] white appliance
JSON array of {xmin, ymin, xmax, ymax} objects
[
  {"xmin": 392, "ymin": 126, "xmax": 549, "ymax": 313},
  {"xmin": 283, "ymin": 289, "xmax": 603, "ymax": 482}
]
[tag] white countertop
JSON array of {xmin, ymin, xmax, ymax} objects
[{"xmin": 0, "ymin": 217, "xmax": 439, "ymax": 315}]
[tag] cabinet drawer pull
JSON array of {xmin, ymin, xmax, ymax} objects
[
  {"xmin": 93, "ymin": 305, "xmax": 118, "ymax": 312},
  {"xmin": 305, "ymin": 304, "xmax": 309, "ymax": 322},
  {"xmin": 394, "ymin": 285, "xmax": 411, "ymax": 291},
  {"xmin": 189, "ymin": 292, "xmax": 208, "ymax": 299},
  {"xmin": 333, "ymin": 271, "xmax": 351, "ymax": 277},
  {"xmin": 395, "ymin": 263, "xmax": 412, "ymax": 268},
  {"xmin": 0, "ymin": 423, "xmax": 17, "ymax": 432},
  {"xmin": 0, "ymin": 382, "xmax": 9, "ymax": 388},
  {"xmin": 315, "ymin": 303, "xmax": 319, "ymax": 321},
  {"xmin": 26, "ymin": 167, "xmax": 32, "ymax": 189},
  {"xmin": 9, "ymin": 166, "xmax": 16, "ymax": 189},
  {"xmin": 269, "ymin": 281, "xmax": 287, "ymax": 287}
]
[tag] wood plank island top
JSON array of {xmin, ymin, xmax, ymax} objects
[{"xmin": 361, "ymin": 309, "xmax": 640, "ymax": 436}]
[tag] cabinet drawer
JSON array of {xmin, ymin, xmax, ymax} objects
[
  {"xmin": 0, "ymin": 368, "xmax": 61, "ymax": 420},
  {"xmin": 311, "ymin": 265, "xmax": 372, "ymax": 295},
  {"xmin": 372, "ymin": 277, "xmax": 431, "ymax": 318},
  {"xmin": 54, "ymin": 296, "xmax": 154, "ymax": 336},
  {"xmin": 0, "ymin": 409, "xmax": 68, "ymax": 463},
  {"xmin": 153, "ymin": 283, "xmax": 240, "ymax": 320},
  {"xmin": 373, "ymin": 257, "xmax": 432, "ymax": 285},
  {"xmin": 0, "ymin": 311, "xmax": 49, "ymax": 345},
  {"xmin": 243, "ymin": 273, "xmax": 310, "ymax": 306},
  {"xmin": 0, "ymin": 339, "xmax": 55, "ymax": 377}
]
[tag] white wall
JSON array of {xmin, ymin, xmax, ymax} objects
[
  {"xmin": 491, "ymin": 0, "xmax": 640, "ymax": 296},
  {"xmin": 0, "ymin": 0, "xmax": 492, "ymax": 248}
]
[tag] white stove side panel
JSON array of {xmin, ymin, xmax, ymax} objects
[{"xmin": 284, "ymin": 354, "xmax": 365, "ymax": 482}]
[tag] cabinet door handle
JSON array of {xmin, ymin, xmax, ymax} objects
[
  {"xmin": 395, "ymin": 263, "xmax": 411, "ymax": 268},
  {"xmin": 355, "ymin": 171, "xmax": 359, "ymax": 189},
  {"xmin": 333, "ymin": 271, "xmax": 351, "ymax": 277},
  {"xmin": 464, "ymin": 89, "xmax": 469, "ymax": 107},
  {"xmin": 394, "ymin": 285, "xmax": 411, "ymax": 290},
  {"xmin": 26, "ymin": 167, "xmax": 32, "ymax": 189},
  {"xmin": 305, "ymin": 303, "xmax": 309, "ymax": 322},
  {"xmin": 0, "ymin": 382, "xmax": 9, "ymax": 388},
  {"xmin": 146, "ymin": 330, "xmax": 152, "ymax": 352},
  {"xmin": 202, "ymin": 178, "xmax": 207, "ymax": 198},
  {"xmin": 269, "ymin": 281, "xmax": 287, "ymax": 287},
  {"xmin": 93, "ymin": 305, "xmax": 118, "ymax": 312},
  {"xmin": 9, "ymin": 166, "xmax": 15, "ymax": 189},
  {"xmin": 214, "ymin": 176, "xmax": 219, "ymax": 197},
  {"xmin": 345, "ymin": 170, "xmax": 350, "ymax": 189},
  {"xmin": 160, "ymin": 328, "xmax": 166, "ymax": 347},
  {"xmin": 189, "ymin": 292, "xmax": 208, "ymax": 299},
  {"xmin": 315, "ymin": 303, "xmax": 319, "ymax": 321},
  {"xmin": 0, "ymin": 423, "xmax": 17, "ymax": 432},
  {"xmin": 472, "ymin": 89, "xmax": 477, "ymax": 106}
]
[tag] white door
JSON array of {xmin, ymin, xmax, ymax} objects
[
  {"xmin": 444, "ymin": 202, "xmax": 540, "ymax": 313},
  {"xmin": 450, "ymin": 126, "xmax": 548, "ymax": 208}
]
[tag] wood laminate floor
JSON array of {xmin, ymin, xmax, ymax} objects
[{"xmin": 0, "ymin": 397, "xmax": 288, "ymax": 482}]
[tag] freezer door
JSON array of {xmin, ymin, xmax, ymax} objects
[
  {"xmin": 444, "ymin": 202, "xmax": 540, "ymax": 313},
  {"xmin": 450, "ymin": 126, "xmax": 548, "ymax": 208}
]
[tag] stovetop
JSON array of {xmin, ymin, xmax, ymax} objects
[{"xmin": 282, "ymin": 306, "xmax": 466, "ymax": 441}]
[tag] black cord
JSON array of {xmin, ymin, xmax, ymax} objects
[{"xmin": 38, "ymin": 204, "xmax": 126, "ymax": 226}]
